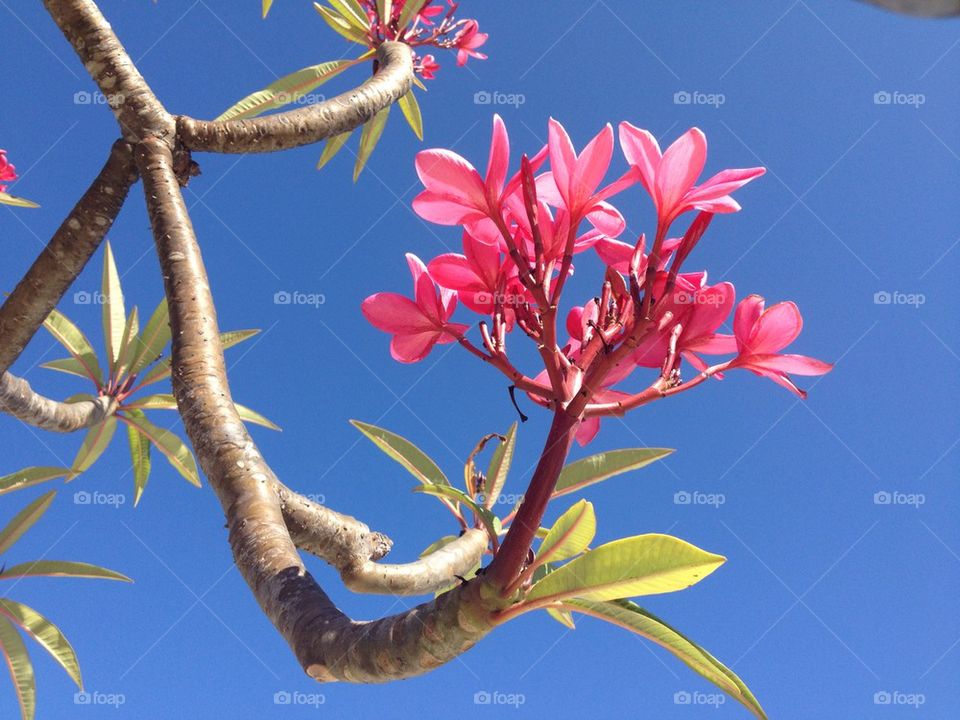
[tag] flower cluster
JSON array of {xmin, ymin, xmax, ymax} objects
[
  {"xmin": 363, "ymin": 117, "xmax": 832, "ymax": 444},
  {"xmin": 357, "ymin": 1, "xmax": 487, "ymax": 78},
  {"xmin": 0, "ymin": 150, "xmax": 18, "ymax": 193}
]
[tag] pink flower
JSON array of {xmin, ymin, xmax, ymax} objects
[
  {"xmin": 594, "ymin": 235, "xmax": 683, "ymax": 275},
  {"xmin": 416, "ymin": 54, "xmax": 440, "ymax": 80},
  {"xmin": 727, "ymin": 295, "xmax": 833, "ymax": 397},
  {"xmin": 618, "ymin": 124, "xmax": 765, "ymax": 229},
  {"xmin": 0, "ymin": 150, "xmax": 17, "ymax": 193},
  {"xmin": 427, "ymin": 231, "xmax": 518, "ymax": 315},
  {"xmin": 454, "ymin": 20, "xmax": 488, "ymax": 66},
  {"xmin": 362, "ymin": 253, "xmax": 469, "ymax": 363},
  {"xmin": 412, "ymin": 114, "xmax": 510, "ymax": 228}
]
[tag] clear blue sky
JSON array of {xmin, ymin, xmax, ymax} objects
[{"xmin": 1, "ymin": 1, "xmax": 958, "ymax": 718}]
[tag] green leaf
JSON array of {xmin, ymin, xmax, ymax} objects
[
  {"xmin": 375, "ymin": 0, "xmax": 392, "ymax": 23},
  {"xmin": 553, "ymin": 448, "xmax": 674, "ymax": 498},
  {"xmin": 0, "ymin": 561, "xmax": 131, "ymax": 582},
  {"xmin": 351, "ymin": 420, "xmax": 448, "ymax": 486},
  {"xmin": 398, "ymin": 91, "xmax": 423, "ymax": 141},
  {"xmin": 317, "ymin": 131, "xmax": 352, "ymax": 170},
  {"xmin": 121, "ymin": 414, "xmax": 200, "ymax": 487},
  {"xmin": 560, "ymin": 598, "xmax": 767, "ymax": 719},
  {"xmin": 315, "ymin": 4, "xmax": 368, "ymax": 44},
  {"xmin": 535, "ymin": 499, "xmax": 596, "ymax": 566},
  {"xmin": 353, "ymin": 105, "xmax": 390, "ymax": 181},
  {"xmin": 483, "ymin": 422, "xmax": 516, "ymax": 509},
  {"xmin": 0, "ymin": 616, "xmax": 35, "ymax": 720},
  {"xmin": 112, "ymin": 305, "xmax": 140, "ymax": 378},
  {"xmin": 413, "ymin": 485, "xmax": 499, "ymax": 542},
  {"xmin": 125, "ymin": 410, "xmax": 152, "ymax": 506},
  {"xmin": 0, "ymin": 491, "xmax": 56, "ymax": 556},
  {"xmin": 217, "ymin": 59, "xmax": 355, "ymax": 121},
  {"xmin": 419, "ymin": 535, "xmax": 458, "ymax": 558},
  {"xmin": 100, "ymin": 241, "xmax": 126, "ymax": 366},
  {"xmin": 262, "ymin": 0, "xmax": 274, "ymax": 18},
  {"xmin": 126, "ymin": 394, "xmax": 279, "ymax": 431},
  {"xmin": 38, "ymin": 358, "xmax": 90, "ymax": 380},
  {"xmin": 42, "ymin": 309, "xmax": 103, "ymax": 385},
  {"xmin": 129, "ymin": 299, "xmax": 171, "ymax": 375},
  {"xmin": 524, "ymin": 534, "xmax": 725, "ymax": 605},
  {"xmin": 0, "ymin": 600, "xmax": 80, "ymax": 689},
  {"xmin": 234, "ymin": 402, "xmax": 281, "ymax": 431},
  {"xmin": 69, "ymin": 418, "xmax": 117, "ymax": 480},
  {"xmin": 0, "ymin": 191, "xmax": 39, "ymax": 209},
  {"xmin": 545, "ymin": 607, "xmax": 576, "ymax": 629},
  {"xmin": 0, "ymin": 468, "xmax": 69, "ymax": 496},
  {"xmin": 329, "ymin": 0, "xmax": 369, "ymax": 29},
  {"xmin": 138, "ymin": 329, "xmax": 260, "ymax": 387},
  {"xmin": 397, "ymin": 0, "xmax": 428, "ymax": 29}
]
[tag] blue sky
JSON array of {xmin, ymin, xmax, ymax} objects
[{"xmin": 1, "ymin": 1, "xmax": 959, "ymax": 718}]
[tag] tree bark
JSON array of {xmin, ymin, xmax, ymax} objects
[
  {"xmin": 0, "ymin": 372, "xmax": 115, "ymax": 433},
  {"xmin": 860, "ymin": 0, "xmax": 960, "ymax": 14}
]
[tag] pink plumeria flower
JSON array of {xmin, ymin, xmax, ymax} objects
[
  {"xmin": 0, "ymin": 150, "xmax": 17, "ymax": 193},
  {"xmin": 454, "ymin": 19, "xmax": 488, "ymax": 66},
  {"xmin": 618, "ymin": 124, "xmax": 765, "ymax": 229},
  {"xmin": 727, "ymin": 295, "xmax": 833, "ymax": 397},
  {"xmin": 535, "ymin": 119, "xmax": 635, "ymax": 236},
  {"xmin": 427, "ymin": 231, "xmax": 519, "ymax": 317},
  {"xmin": 362, "ymin": 254, "xmax": 469, "ymax": 363},
  {"xmin": 594, "ymin": 235, "xmax": 683, "ymax": 275},
  {"xmin": 416, "ymin": 54, "xmax": 440, "ymax": 80}
]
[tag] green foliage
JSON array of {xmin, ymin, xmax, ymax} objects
[{"xmin": 553, "ymin": 447, "xmax": 674, "ymax": 497}]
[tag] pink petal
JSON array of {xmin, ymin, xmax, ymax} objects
[
  {"xmin": 575, "ymin": 416, "xmax": 601, "ymax": 446},
  {"xmin": 412, "ymin": 190, "xmax": 486, "ymax": 226},
  {"xmin": 572, "ymin": 124, "xmax": 614, "ymax": 208},
  {"xmin": 618, "ymin": 122, "xmax": 661, "ymax": 200},
  {"xmin": 734, "ymin": 295, "xmax": 765, "ymax": 350},
  {"xmin": 485, "ymin": 114, "xmax": 510, "ymax": 198},
  {"xmin": 534, "ymin": 171, "xmax": 564, "ymax": 208},
  {"xmin": 741, "ymin": 353, "xmax": 833, "ymax": 376},
  {"xmin": 415, "ymin": 149, "xmax": 486, "ymax": 207},
  {"xmin": 686, "ymin": 167, "xmax": 766, "ymax": 204},
  {"xmin": 691, "ymin": 196, "xmax": 742, "ymax": 215},
  {"xmin": 547, "ymin": 118, "xmax": 577, "ymax": 208},
  {"xmin": 595, "ymin": 237, "xmax": 634, "ymax": 273},
  {"xmin": 749, "ymin": 301, "xmax": 803, "ymax": 354},
  {"xmin": 657, "ymin": 128, "xmax": 707, "ymax": 221},
  {"xmin": 391, "ymin": 331, "xmax": 442, "ymax": 363},
  {"xmin": 685, "ymin": 333, "xmax": 737, "ymax": 356},
  {"xmin": 428, "ymin": 254, "xmax": 480, "ymax": 292},
  {"xmin": 585, "ymin": 200, "xmax": 626, "ymax": 237},
  {"xmin": 362, "ymin": 293, "xmax": 432, "ymax": 334}
]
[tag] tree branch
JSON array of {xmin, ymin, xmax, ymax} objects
[
  {"xmin": 859, "ymin": 0, "xmax": 960, "ymax": 14},
  {"xmin": 0, "ymin": 372, "xmax": 115, "ymax": 432},
  {"xmin": 177, "ymin": 43, "xmax": 414, "ymax": 154}
]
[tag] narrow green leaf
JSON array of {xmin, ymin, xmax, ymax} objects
[
  {"xmin": 217, "ymin": 59, "xmax": 354, "ymax": 121},
  {"xmin": 351, "ymin": 420, "xmax": 448, "ymax": 486},
  {"xmin": 0, "ymin": 491, "xmax": 56, "ymax": 556},
  {"xmin": 353, "ymin": 105, "xmax": 390, "ymax": 181},
  {"xmin": 126, "ymin": 394, "xmax": 279, "ymax": 431},
  {"xmin": 397, "ymin": 0, "xmax": 428, "ymax": 29},
  {"xmin": 535, "ymin": 499, "xmax": 596, "ymax": 566},
  {"xmin": 483, "ymin": 422, "xmax": 516, "ymax": 509},
  {"xmin": 0, "ymin": 468, "xmax": 69, "ymax": 496},
  {"xmin": 317, "ymin": 131, "xmax": 352, "ymax": 170},
  {"xmin": 524, "ymin": 534, "xmax": 725, "ymax": 605},
  {"xmin": 419, "ymin": 535, "xmax": 458, "ymax": 558},
  {"xmin": 0, "ymin": 561, "xmax": 131, "ymax": 582},
  {"xmin": 545, "ymin": 607, "xmax": 576, "ymax": 629},
  {"xmin": 560, "ymin": 598, "xmax": 767, "ymax": 719},
  {"xmin": 329, "ymin": 0, "xmax": 369, "ymax": 29},
  {"xmin": 69, "ymin": 418, "xmax": 117, "ymax": 480},
  {"xmin": 398, "ymin": 91, "xmax": 423, "ymax": 140},
  {"xmin": 262, "ymin": 0, "xmax": 274, "ymax": 18},
  {"xmin": 129, "ymin": 299, "xmax": 170, "ymax": 375},
  {"xmin": 0, "ymin": 191, "xmax": 39, "ymax": 209},
  {"xmin": 112, "ymin": 305, "xmax": 139, "ymax": 378},
  {"xmin": 138, "ymin": 329, "xmax": 260, "ymax": 387},
  {"xmin": 553, "ymin": 448, "xmax": 674, "ymax": 498},
  {"xmin": 413, "ymin": 485, "xmax": 498, "ymax": 542},
  {"xmin": 315, "ymin": 4, "xmax": 368, "ymax": 43},
  {"xmin": 0, "ymin": 600, "xmax": 80, "ymax": 690},
  {"xmin": 121, "ymin": 414, "xmax": 200, "ymax": 487},
  {"xmin": 100, "ymin": 241, "xmax": 126, "ymax": 366},
  {"xmin": 375, "ymin": 0, "xmax": 392, "ymax": 23},
  {"xmin": 38, "ymin": 358, "xmax": 90, "ymax": 380},
  {"xmin": 42, "ymin": 309, "xmax": 103, "ymax": 385},
  {"xmin": 125, "ymin": 410, "xmax": 152, "ymax": 506},
  {"xmin": 0, "ymin": 616, "xmax": 35, "ymax": 720},
  {"xmin": 234, "ymin": 402, "xmax": 281, "ymax": 431}
]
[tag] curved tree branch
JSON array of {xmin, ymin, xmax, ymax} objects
[
  {"xmin": 42, "ymin": 0, "xmax": 174, "ymax": 141},
  {"xmin": 0, "ymin": 372, "xmax": 116, "ymax": 432},
  {"xmin": 859, "ymin": 0, "xmax": 960, "ymax": 14},
  {"xmin": 136, "ymin": 137, "xmax": 503, "ymax": 681},
  {"xmin": 177, "ymin": 42, "xmax": 414, "ymax": 154}
]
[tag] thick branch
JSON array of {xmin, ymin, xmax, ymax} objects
[
  {"xmin": 177, "ymin": 43, "xmax": 414, "ymax": 154},
  {"xmin": 136, "ymin": 137, "xmax": 502, "ymax": 681},
  {"xmin": 860, "ymin": 0, "xmax": 960, "ymax": 14},
  {"xmin": 42, "ymin": 1, "xmax": 173, "ymax": 141},
  {"xmin": 0, "ymin": 372, "xmax": 115, "ymax": 432},
  {"xmin": 0, "ymin": 140, "xmax": 137, "ymax": 376}
]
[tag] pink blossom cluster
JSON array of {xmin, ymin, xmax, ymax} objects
[
  {"xmin": 363, "ymin": 117, "xmax": 832, "ymax": 443},
  {"xmin": 358, "ymin": 1, "xmax": 487, "ymax": 78},
  {"xmin": 0, "ymin": 150, "xmax": 17, "ymax": 193}
]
